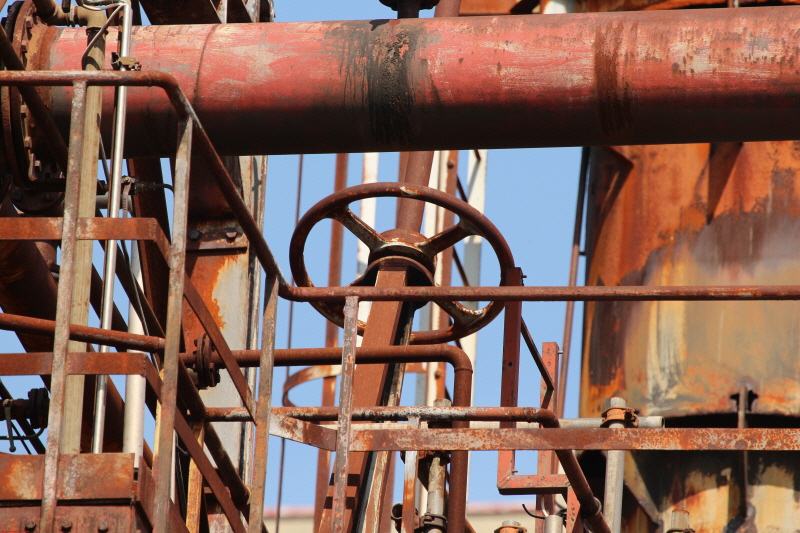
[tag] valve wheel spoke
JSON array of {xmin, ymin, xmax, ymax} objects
[
  {"xmin": 330, "ymin": 207, "xmax": 386, "ymax": 252},
  {"xmin": 419, "ymin": 219, "xmax": 476, "ymax": 257},
  {"xmin": 437, "ymin": 298, "xmax": 482, "ymax": 327}
]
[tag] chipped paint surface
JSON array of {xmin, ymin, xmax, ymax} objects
[{"xmin": 583, "ymin": 142, "xmax": 800, "ymax": 418}]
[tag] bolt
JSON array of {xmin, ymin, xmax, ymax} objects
[
  {"xmin": 10, "ymin": 189, "xmax": 23, "ymax": 201},
  {"xmin": 225, "ymin": 229, "xmax": 239, "ymax": 240},
  {"xmin": 60, "ymin": 520, "xmax": 72, "ymax": 531},
  {"xmin": 24, "ymin": 16, "xmax": 33, "ymax": 28},
  {"xmin": 24, "ymin": 520, "xmax": 36, "ymax": 531},
  {"xmin": 97, "ymin": 520, "xmax": 109, "ymax": 532},
  {"xmin": 188, "ymin": 228, "xmax": 202, "ymax": 240},
  {"xmin": 44, "ymin": 192, "xmax": 54, "ymax": 201},
  {"xmin": 502, "ymin": 521, "xmax": 521, "ymax": 528}
]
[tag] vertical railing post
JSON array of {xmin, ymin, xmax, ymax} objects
[
  {"xmin": 248, "ymin": 275, "xmax": 279, "ymax": 533},
  {"xmin": 332, "ymin": 296, "xmax": 359, "ymax": 533},
  {"xmin": 39, "ymin": 80, "xmax": 89, "ymax": 533},
  {"xmin": 401, "ymin": 416, "xmax": 421, "ymax": 533},
  {"xmin": 497, "ymin": 267, "xmax": 523, "ymax": 489},
  {"xmin": 152, "ymin": 115, "xmax": 193, "ymax": 531}
]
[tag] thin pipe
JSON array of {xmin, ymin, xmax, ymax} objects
[
  {"xmin": 314, "ymin": 153, "xmax": 348, "ymax": 532},
  {"xmin": 122, "ymin": 237, "xmax": 146, "ymax": 466},
  {"xmin": 558, "ymin": 146, "xmax": 589, "ymax": 417},
  {"xmin": 92, "ymin": 0, "xmax": 133, "ymax": 453},
  {"xmin": 275, "ymin": 153, "xmax": 304, "ymax": 533},
  {"xmin": 603, "ymin": 397, "xmax": 626, "ymax": 533}
]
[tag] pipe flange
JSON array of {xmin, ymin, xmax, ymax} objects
[
  {"xmin": 1, "ymin": 0, "xmax": 66, "ymax": 205},
  {"xmin": 379, "ymin": 0, "xmax": 440, "ymax": 11},
  {"xmin": 25, "ymin": 387, "xmax": 48, "ymax": 429},
  {"xmin": 9, "ymin": 184, "xmax": 63, "ymax": 213},
  {"xmin": 192, "ymin": 333, "xmax": 221, "ymax": 389}
]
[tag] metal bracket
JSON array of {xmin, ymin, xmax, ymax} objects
[
  {"xmin": 111, "ymin": 53, "xmax": 142, "ymax": 71},
  {"xmin": 601, "ymin": 406, "xmax": 639, "ymax": 428}
]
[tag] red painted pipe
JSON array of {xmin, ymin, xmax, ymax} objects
[{"xmin": 31, "ymin": 6, "xmax": 800, "ymax": 156}]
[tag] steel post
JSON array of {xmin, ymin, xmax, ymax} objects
[{"xmin": 39, "ymin": 81, "xmax": 87, "ymax": 533}]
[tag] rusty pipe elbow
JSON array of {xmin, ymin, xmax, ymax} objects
[
  {"xmin": 32, "ymin": 0, "xmax": 70, "ymax": 25},
  {"xmin": 32, "ymin": 0, "xmax": 108, "ymax": 27},
  {"xmin": 534, "ymin": 411, "xmax": 610, "ymax": 533},
  {"xmin": 72, "ymin": 5, "xmax": 107, "ymax": 28}
]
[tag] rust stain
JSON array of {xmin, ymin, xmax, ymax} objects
[
  {"xmin": 594, "ymin": 21, "xmax": 634, "ymax": 137},
  {"xmin": 334, "ymin": 21, "xmax": 422, "ymax": 147},
  {"xmin": 583, "ymin": 142, "xmax": 800, "ymax": 418}
]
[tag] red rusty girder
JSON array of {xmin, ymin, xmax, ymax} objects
[{"xmin": 26, "ymin": 6, "xmax": 800, "ymax": 156}]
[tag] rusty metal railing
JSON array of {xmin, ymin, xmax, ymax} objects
[{"xmin": 0, "ymin": 70, "xmax": 275, "ymax": 533}]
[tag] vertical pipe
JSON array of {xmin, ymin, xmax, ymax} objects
[
  {"xmin": 93, "ymin": 1, "xmax": 133, "ymax": 453},
  {"xmin": 545, "ymin": 514, "xmax": 564, "ymax": 533},
  {"xmin": 558, "ymin": 147, "xmax": 589, "ymax": 418},
  {"xmin": 63, "ymin": 15, "xmax": 107, "ymax": 456},
  {"xmin": 396, "ymin": 151, "xmax": 435, "ymax": 231},
  {"xmin": 313, "ymin": 153, "xmax": 348, "ymax": 532},
  {"xmin": 277, "ymin": 153, "xmax": 305, "ymax": 533},
  {"xmin": 603, "ymin": 397, "xmax": 626, "ymax": 533},
  {"xmin": 122, "ymin": 239, "xmax": 146, "ymax": 465}
]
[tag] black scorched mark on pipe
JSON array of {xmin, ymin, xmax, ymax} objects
[
  {"xmin": 594, "ymin": 21, "xmax": 634, "ymax": 137},
  {"xmin": 336, "ymin": 21, "xmax": 418, "ymax": 146}
]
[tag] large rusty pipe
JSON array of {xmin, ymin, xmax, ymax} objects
[{"xmin": 30, "ymin": 6, "xmax": 800, "ymax": 156}]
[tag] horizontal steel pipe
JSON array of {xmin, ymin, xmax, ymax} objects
[
  {"xmin": 350, "ymin": 427, "xmax": 800, "ymax": 452},
  {"xmin": 31, "ymin": 6, "xmax": 800, "ymax": 156},
  {"xmin": 0, "ymin": 311, "xmax": 166, "ymax": 352},
  {"xmin": 287, "ymin": 284, "xmax": 800, "ymax": 302}
]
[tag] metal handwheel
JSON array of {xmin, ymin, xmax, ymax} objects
[{"xmin": 289, "ymin": 182, "xmax": 515, "ymax": 344}]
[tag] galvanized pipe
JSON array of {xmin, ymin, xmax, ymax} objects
[
  {"xmin": 31, "ymin": 6, "xmax": 800, "ymax": 156},
  {"xmin": 603, "ymin": 397, "xmax": 626, "ymax": 533},
  {"xmin": 544, "ymin": 514, "xmax": 563, "ymax": 533},
  {"xmin": 92, "ymin": 0, "xmax": 133, "ymax": 454}
]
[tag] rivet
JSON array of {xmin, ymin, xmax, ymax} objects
[
  {"xmin": 98, "ymin": 520, "xmax": 109, "ymax": 532},
  {"xmin": 60, "ymin": 520, "xmax": 72, "ymax": 531},
  {"xmin": 24, "ymin": 520, "xmax": 36, "ymax": 531}
]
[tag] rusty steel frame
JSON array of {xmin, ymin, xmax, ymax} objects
[
  {"xmin": 4, "ymin": 18, "xmax": 800, "ymax": 529},
  {"xmin": 0, "ymin": 69, "xmax": 273, "ymax": 533}
]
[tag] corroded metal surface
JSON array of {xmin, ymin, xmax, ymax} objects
[
  {"xmin": 582, "ymin": 142, "xmax": 800, "ymax": 418},
  {"xmin": 24, "ymin": 7, "xmax": 800, "ymax": 156}
]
